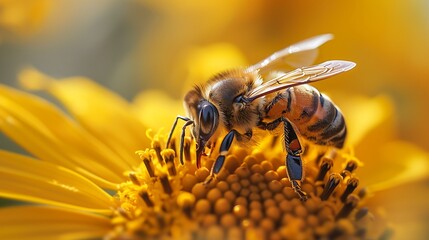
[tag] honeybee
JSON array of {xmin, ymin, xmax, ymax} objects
[{"xmin": 167, "ymin": 34, "xmax": 355, "ymax": 200}]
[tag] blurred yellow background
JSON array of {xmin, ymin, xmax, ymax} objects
[{"xmin": 0, "ymin": 1, "xmax": 428, "ymax": 156}]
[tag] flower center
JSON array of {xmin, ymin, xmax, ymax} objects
[{"xmin": 109, "ymin": 136, "xmax": 391, "ymax": 239}]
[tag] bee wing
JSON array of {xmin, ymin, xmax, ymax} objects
[
  {"xmin": 246, "ymin": 34, "xmax": 334, "ymax": 73},
  {"xmin": 246, "ymin": 60, "xmax": 356, "ymax": 101}
]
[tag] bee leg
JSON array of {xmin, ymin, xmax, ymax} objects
[
  {"xmin": 166, "ymin": 115, "xmax": 194, "ymax": 165},
  {"xmin": 179, "ymin": 120, "xmax": 194, "ymax": 165},
  {"xmin": 204, "ymin": 130, "xmax": 237, "ymax": 185},
  {"xmin": 166, "ymin": 116, "xmax": 192, "ymax": 148},
  {"xmin": 283, "ymin": 118, "xmax": 308, "ymax": 201},
  {"xmin": 207, "ymin": 140, "xmax": 217, "ymax": 157}
]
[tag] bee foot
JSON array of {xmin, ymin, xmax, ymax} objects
[
  {"xmin": 295, "ymin": 189, "xmax": 308, "ymax": 201},
  {"xmin": 203, "ymin": 174, "xmax": 216, "ymax": 186},
  {"xmin": 291, "ymin": 180, "xmax": 308, "ymax": 201}
]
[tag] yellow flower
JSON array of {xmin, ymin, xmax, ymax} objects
[
  {"xmin": 0, "ymin": 0, "xmax": 51, "ymax": 40},
  {"xmin": 0, "ymin": 68, "xmax": 428, "ymax": 239}
]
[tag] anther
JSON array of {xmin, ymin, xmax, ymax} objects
[
  {"xmin": 118, "ymin": 207, "xmax": 131, "ymax": 219},
  {"xmin": 328, "ymin": 227, "xmax": 344, "ymax": 239},
  {"xmin": 316, "ymin": 158, "xmax": 333, "ymax": 181},
  {"xmin": 270, "ymin": 135, "xmax": 279, "ymax": 149},
  {"xmin": 152, "ymin": 141, "xmax": 164, "ymax": 166},
  {"xmin": 340, "ymin": 170, "xmax": 351, "ymax": 179},
  {"xmin": 315, "ymin": 152, "xmax": 325, "ymax": 165},
  {"xmin": 177, "ymin": 192, "xmax": 196, "ymax": 218},
  {"xmin": 336, "ymin": 194, "xmax": 359, "ymax": 220},
  {"xmin": 355, "ymin": 207, "xmax": 369, "ymax": 221},
  {"xmin": 344, "ymin": 160, "xmax": 358, "ymax": 172},
  {"xmin": 160, "ymin": 173, "xmax": 173, "ymax": 194},
  {"xmin": 162, "ymin": 149, "xmax": 177, "ymax": 176},
  {"xmin": 169, "ymin": 137, "xmax": 177, "ymax": 154},
  {"xmin": 340, "ymin": 178, "xmax": 359, "ymax": 202},
  {"xmin": 320, "ymin": 173, "xmax": 342, "ymax": 200},
  {"xmin": 355, "ymin": 228, "xmax": 367, "ymax": 238},
  {"xmin": 136, "ymin": 150, "xmax": 156, "ymax": 177},
  {"xmin": 129, "ymin": 172, "xmax": 141, "ymax": 186},
  {"xmin": 139, "ymin": 189, "xmax": 154, "ymax": 207},
  {"xmin": 358, "ymin": 187, "xmax": 367, "ymax": 199},
  {"xmin": 379, "ymin": 227, "xmax": 394, "ymax": 240},
  {"xmin": 184, "ymin": 137, "xmax": 192, "ymax": 162},
  {"xmin": 143, "ymin": 155, "xmax": 156, "ymax": 178}
]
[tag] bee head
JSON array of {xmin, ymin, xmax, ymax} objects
[{"xmin": 184, "ymin": 90, "xmax": 219, "ymax": 167}]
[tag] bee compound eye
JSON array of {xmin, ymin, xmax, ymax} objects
[{"xmin": 199, "ymin": 103, "xmax": 219, "ymax": 137}]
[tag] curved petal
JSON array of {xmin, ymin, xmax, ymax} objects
[
  {"xmin": 181, "ymin": 43, "xmax": 247, "ymax": 93},
  {"xmin": 20, "ymin": 68, "xmax": 148, "ymax": 168},
  {"xmin": 365, "ymin": 177, "xmax": 429, "ymax": 240},
  {"xmin": 0, "ymin": 150, "xmax": 113, "ymax": 213},
  {"xmin": 0, "ymin": 84, "xmax": 128, "ymax": 188},
  {"xmin": 132, "ymin": 89, "xmax": 185, "ymax": 131},
  {"xmin": 338, "ymin": 94, "xmax": 395, "ymax": 147},
  {"xmin": 364, "ymin": 141, "xmax": 429, "ymax": 192},
  {"xmin": 0, "ymin": 206, "xmax": 111, "ymax": 240}
]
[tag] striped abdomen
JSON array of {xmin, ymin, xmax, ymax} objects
[{"xmin": 264, "ymin": 85, "xmax": 346, "ymax": 148}]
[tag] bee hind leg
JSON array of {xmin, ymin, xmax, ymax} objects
[{"xmin": 283, "ymin": 118, "xmax": 308, "ymax": 201}]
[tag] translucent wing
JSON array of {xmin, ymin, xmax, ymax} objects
[
  {"xmin": 246, "ymin": 60, "xmax": 356, "ymax": 101},
  {"xmin": 246, "ymin": 34, "xmax": 334, "ymax": 73}
]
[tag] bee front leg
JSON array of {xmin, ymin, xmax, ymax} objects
[
  {"xmin": 283, "ymin": 118, "xmax": 308, "ymax": 201},
  {"xmin": 203, "ymin": 130, "xmax": 237, "ymax": 185}
]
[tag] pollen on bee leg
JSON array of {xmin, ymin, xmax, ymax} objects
[
  {"xmin": 336, "ymin": 194, "xmax": 359, "ymax": 220},
  {"xmin": 162, "ymin": 149, "xmax": 177, "ymax": 176},
  {"xmin": 320, "ymin": 173, "xmax": 342, "ymax": 200}
]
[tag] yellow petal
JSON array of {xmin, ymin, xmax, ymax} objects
[
  {"xmin": 0, "ymin": 0, "xmax": 51, "ymax": 38},
  {"xmin": 0, "ymin": 206, "xmax": 111, "ymax": 240},
  {"xmin": 132, "ymin": 89, "xmax": 185, "ymax": 131},
  {"xmin": 0, "ymin": 150, "xmax": 112, "ymax": 213},
  {"xmin": 365, "ymin": 141, "xmax": 429, "ymax": 192},
  {"xmin": 338, "ymin": 94, "xmax": 396, "ymax": 147},
  {"xmin": 182, "ymin": 43, "xmax": 247, "ymax": 93},
  {"xmin": 365, "ymin": 177, "xmax": 429, "ymax": 240},
  {"xmin": 19, "ymin": 68, "xmax": 148, "ymax": 169},
  {"xmin": 0, "ymin": 84, "xmax": 128, "ymax": 188}
]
